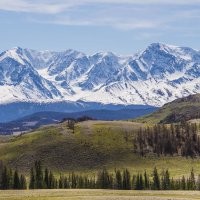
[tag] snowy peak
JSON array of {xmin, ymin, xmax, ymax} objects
[
  {"xmin": 47, "ymin": 49, "xmax": 87, "ymax": 76},
  {"xmin": 144, "ymin": 42, "xmax": 199, "ymax": 62},
  {"xmin": 23, "ymin": 49, "xmax": 56, "ymax": 69},
  {"xmin": 137, "ymin": 43, "xmax": 200, "ymax": 80},
  {"xmin": 0, "ymin": 49, "xmax": 62, "ymax": 102},
  {"xmin": 0, "ymin": 43, "xmax": 200, "ymax": 106},
  {"xmin": 0, "ymin": 47, "xmax": 27, "ymax": 65}
]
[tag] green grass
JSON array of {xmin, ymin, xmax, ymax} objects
[
  {"xmin": 0, "ymin": 189, "xmax": 200, "ymax": 200},
  {"xmin": 0, "ymin": 121, "xmax": 144, "ymax": 174},
  {"xmin": 1, "ymin": 120, "xmax": 200, "ymax": 178}
]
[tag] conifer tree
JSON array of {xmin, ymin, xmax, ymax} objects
[
  {"xmin": 122, "ymin": 169, "xmax": 131, "ymax": 190},
  {"xmin": 44, "ymin": 168, "xmax": 49, "ymax": 189},
  {"xmin": 48, "ymin": 171, "xmax": 55, "ymax": 189},
  {"xmin": 1, "ymin": 166, "xmax": 9, "ymax": 189},
  {"xmin": 8, "ymin": 168, "xmax": 13, "ymax": 189},
  {"xmin": 59, "ymin": 174, "xmax": 64, "ymax": 189},
  {"xmin": 144, "ymin": 170, "xmax": 149, "ymax": 189},
  {"xmin": 29, "ymin": 167, "xmax": 35, "ymax": 189},
  {"xmin": 181, "ymin": 176, "xmax": 186, "ymax": 190},
  {"xmin": 77, "ymin": 175, "xmax": 84, "ymax": 189},
  {"xmin": 139, "ymin": 174, "xmax": 144, "ymax": 190},
  {"xmin": 162, "ymin": 170, "xmax": 170, "ymax": 190},
  {"xmin": 97, "ymin": 168, "xmax": 110, "ymax": 189},
  {"xmin": 165, "ymin": 170, "xmax": 170, "ymax": 190},
  {"xmin": 135, "ymin": 173, "xmax": 144, "ymax": 190},
  {"xmin": 35, "ymin": 161, "xmax": 44, "ymax": 189},
  {"xmin": 115, "ymin": 169, "xmax": 122, "ymax": 189},
  {"xmin": 20, "ymin": 175, "xmax": 27, "ymax": 189},
  {"xmin": 170, "ymin": 178, "xmax": 175, "ymax": 190},
  {"xmin": 197, "ymin": 175, "xmax": 200, "ymax": 190},
  {"xmin": 64, "ymin": 177, "xmax": 69, "ymax": 189},
  {"xmin": 13, "ymin": 170, "xmax": 20, "ymax": 189},
  {"xmin": 152, "ymin": 167, "xmax": 160, "ymax": 190},
  {"xmin": 71, "ymin": 172, "xmax": 77, "ymax": 189},
  {"xmin": 135, "ymin": 174, "xmax": 141, "ymax": 190},
  {"xmin": 190, "ymin": 168, "xmax": 196, "ymax": 190}
]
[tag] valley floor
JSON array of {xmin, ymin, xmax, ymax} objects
[{"xmin": 0, "ymin": 189, "xmax": 199, "ymax": 200}]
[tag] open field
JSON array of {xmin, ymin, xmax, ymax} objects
[{"xmin": 0, "ymin": 189, "xmax": 200, "ymax": 200}]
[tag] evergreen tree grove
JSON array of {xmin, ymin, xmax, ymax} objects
[{"xmin": 1, "ymin": 160, "xmax": 200, "ymax": 191}]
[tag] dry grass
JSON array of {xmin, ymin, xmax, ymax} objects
[{"xmin": 0, "ymin": 189, "xmax": 199, "ymax": 200}]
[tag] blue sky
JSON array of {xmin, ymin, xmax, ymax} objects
[{"xmin": 0, "ymin": 0, "xmax": 200, "ymax": 54}]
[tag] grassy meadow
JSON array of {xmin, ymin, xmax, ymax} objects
[
  {"xmin": 0, "ymin": 120, "xmax": 200, "ymax": 178},
  {"xmin": 0, "ymin": 189, "xmax": 200, "ymax": 200},
  {"xmin": 1, "ymin": 120, "xmax": 200, "ymax": 198}
]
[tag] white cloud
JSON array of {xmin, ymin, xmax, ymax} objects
[
  {"xmin": 48, "ymin": 18, "xmax": 93, "ymax": 26},
  {"xmin": 93, "ymin": 0, "xmax": 200, "ymax": 5},
  {"xmin": 0, "ymin": 0, "xmax": 200, "ymax": 32},
  {"xmin": 0, "ymin": 0, "xmax": 74, "ymax": 14},
  {"xmin": 42, "ymin": 17, "xmax": 159, "ymax": 30},
  {"xmin": 0, "ymin": 0, "xmax": 200, "ymax": 14},
  {"xmin": 114, "ymin": 21, "xmax": 159, "ymax": 31}
]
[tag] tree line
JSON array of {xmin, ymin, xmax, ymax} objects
[
  {"xmin": 0, "ymin": 165, "xmax": 26, "ymax": 189},
  {"xmin": 21, "ymin": 161, "xmax": 200, "ymax": 190},
  {"xmin": 2, "ymin": 161, "xmax": 200, "ymax": 190},
  {"xmin": 134, "ymin": 123, "xmax": 200, "ymax": 157}
]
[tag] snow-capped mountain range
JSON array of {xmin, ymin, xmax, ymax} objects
[{"xmin": 1, "ymin": 42, "xmax": 200, "ymax": 107}]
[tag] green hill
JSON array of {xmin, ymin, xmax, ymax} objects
[
  {"xmin": 0, "ymin": 121, "xmax": 143, "ymax": 173},
  {"xmin": 135, "ymin": 94, "xmax": 200, "ymax": 124},
  {"xmin": 1, "ymin": 120, "xmax": 200, "ymax": 177}
]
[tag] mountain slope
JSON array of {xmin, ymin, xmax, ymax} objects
[
  {"xmin": 1, "ymin": 43, "xmax": 200, "ymax": 106},
  {"xmin": 136, "ymin": 93, "xmax": 200, "ymax": 124}
]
